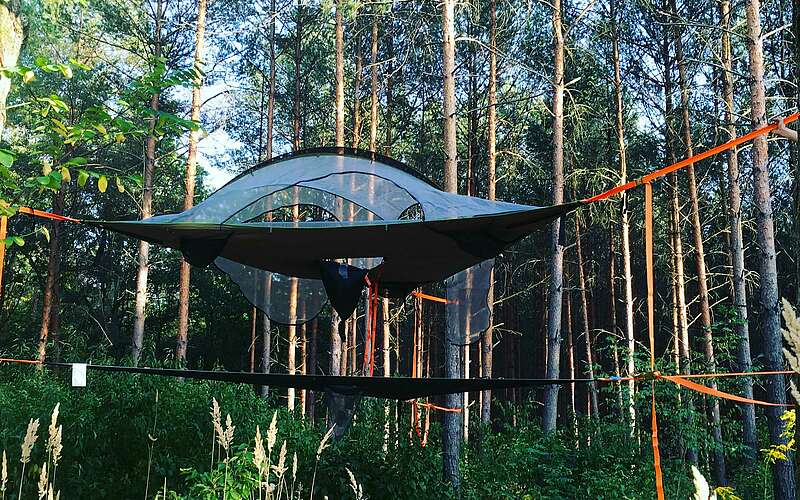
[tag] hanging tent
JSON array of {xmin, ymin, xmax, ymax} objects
[{"xmin": 86, "ymin": 148, "xmax": 580, "ymax": 343}]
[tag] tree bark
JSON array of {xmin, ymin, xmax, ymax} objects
[
  {"xmin": 441, "ymin": 0, "xmax": 461, "ymax": 489},
  {"xmin": 542, "ymin": 0, "xmax": 565, "ymax": 435},
  {"xmin": 717, "ymin": 0, "xmax": 758, "ymax": 459},
  {"xmin": 259, "ymin": 0, "xmax": 277, "ymax": 398},
  {"xmin": 369, "ymin": 14, "xmax": 379, "ymax": 153},
  {"xmin": 176, "ymin": 0, "xmax": 207, "ymax": 363},
  {"xmin": 37, "ymin": 188, "xmax": 65, "ymax": 363},
  {"xmin": 0, "ymin": 2, "xmax": 23, "ymax": 138},
  {"xmin": 745, "ymin": 1, "xmax": 795, "ymax": 495},
  {"xmin": 662, "ymin": 3, "xmax": 695, "ymax": 462},
  {"xmin": 565, "ymin": 286, "xmax": 577, "ymax": 439},
  {"xmin": 335, "ymin": 0, "xmax": 345, "ymax": 149},
  {"xmin": 330, "ymin": 0, "xmax": 345, "ymax": 386},
  {"xmin": 481, "ymin": 0, "xmax": 497, "ymax": 425},
  {"xmin": 287, "ymin": 0, "xmax": 303, "ymax": 411},
  {"xmin": 575, "ymin": 213, "xmax": 598, "ymax": 419},
  {"xmin": 132, "ymin": 0, "xmax": 163, "ymax": 366},
  {"xmin": 609, "ymin": 0, "xmax": 636, "ymax": 434},
  {"xmin": 671, "ymin": 2, "xmax": 725, "ymax": 480}
]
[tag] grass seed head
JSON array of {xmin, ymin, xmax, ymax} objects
[
  {"xmin": 37, "ymin": 461, "xmax": 48, "ymax": 499},
  {"xmin": 2, "ymin": 449, "xmax": 7, "ymax": 493},
  {"xmin": 21, "ymin": 418, "xmax": 40, "ymax": 464},
  {"xmin": 317, "ymin": 425, "xmax": 334, "ymax": 457},
  {"xmin": 267, "ymin": 411, "xmax": 277, "ymax": 453},
  {"xmin": 253, "ymin": 426, "xmax": 266, "ymax": 472}
]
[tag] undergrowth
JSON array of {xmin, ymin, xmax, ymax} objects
[{"xmin": 0, "ymin": 365, "xmax": 783, "ymax": 499}]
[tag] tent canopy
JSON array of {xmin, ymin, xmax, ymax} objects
[{"xmin": 90, "ymin": 148, "xmax": 580, "ymax": 335}]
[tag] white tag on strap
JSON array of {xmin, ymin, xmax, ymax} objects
[{"xmin": 71, "ymin": 363, "xmax": 87, "ymax": 387}]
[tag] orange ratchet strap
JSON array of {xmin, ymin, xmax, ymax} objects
[
  {"xmin": 584, "ymin": 113, "xmax": 800, "ymax": 204},
  {"xmin": 0, "ymin": 358, "xmax": 41, "ymax": 365},
  {"xmin": 411, "ymin": 291, "xmax": 453, "ymax": 304},
  {"xmin": 662, "ymin": 374, "xmax": 795, "ymax": 407},
  {"xmin": 644, "ymin": 182, "xmax": 665, "ymax": 500},
  {"xmin": 18, "ymin": 206, "xmax": 80, "ymax": 223}
]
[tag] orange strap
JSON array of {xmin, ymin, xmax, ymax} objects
[
  {"xmin": 650, "ymin": 389, "xmax": 663, "ymax": 498},
  {"xmin": 18, "ymin": 206, "xmax": 80, "ymax": 223},
  {"xmin": 662, "ymin": 374, "xmax": 795, "ymax": 407},
  {"xmin": 584, "ymin": 113, "xmax": 800, "ymax": 203},
  {"xmin": 643, "ymin": 182, "xmax": 665, "ymax": 500},
  {"xmin": 0, "ymin": 358, "xmax": 41, "ymax": 365},
  {"xmin": 412, "ymin": 401, "xmax": 462, "ymax": 413},
  {"xmin": 411, "ymin": 291, "xmax": 453, "ymax": 304},
  {"xmin": 677, "ymin": 370, "xmax": 795, "ymax": 379},
  {"xmin": 600, "ymin": 369, "xmax": 796, "ymax": 383}
]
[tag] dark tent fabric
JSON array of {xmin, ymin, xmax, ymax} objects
[
  {"xmin": 88, "ymin": 202, "xmax": 580, "ymax": 292},
  {"xmin": 48, "ymin": 363, "xmax": 586, "ymax": 400},
  {"xmin": 82, "ymin": 148, "xmax": 582, "ymax": 333}
]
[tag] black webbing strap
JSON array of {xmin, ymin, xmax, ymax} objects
[{"xmin": 45, "ymin": 363, "xmax": 588, "ymax": 401}]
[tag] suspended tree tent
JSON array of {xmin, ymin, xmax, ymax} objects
[{"xmin": 88, "ymin": 147, "xmax": 580, "ymax": 342}]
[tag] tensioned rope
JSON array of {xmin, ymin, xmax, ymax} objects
[
  {"xmin": 583, "ymin": 112, "xmax": 799, "ymax": 204},
  {"xmin": 0, "ymin": 357, "xmax": 792, "ymax": 405}
]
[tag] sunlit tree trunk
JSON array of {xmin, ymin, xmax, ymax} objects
[
  {"xmin": 608, "ymin": 227, "xmax": 624, "ymax": 415},
  {"xmin": 745, "ymin": 0, "xmax": 795, "ymax": 495},
  {"xmin": 662, "ymin": 4, "xmax": 695, "ymax": 461},
  {"xmin": 132, "ymin": 0, "xmax": 163, "ymax": 366},
  {"xmin": 0, "ymin": 2, "xmax": 22, "ymax": 138},
  {"xmin": 383, "ymin": 27, "xmax": 393, "ymax": 451},
  {"xmin": 481, "ymin": 0, "xmax": 497, "ymax": 425},
  {"xmin": 565, "ymin": 287, "xmax": 577, "ymax": 440},
  {"xmin": 441, "ymin": 0, "xmax": 461, "ymax": 488},
  {"xmin": 37, "ymin": 187, "xmax": 64, "ymax": 363},
  {"xmin": 671, "ymin": 2, "xmax": 724, "ymax": 480},
  {"xmin": 575, "ymin": 214, "xmax": 598, "ymax": 419},
  {"xmin": 369, "ymin": 14, "xmax": 378, "ymax": 152},
  {"xmin": 609, "ymin": 0, "xmax": 636, "ymax": 434},
  {"xmin": 542, "ymin": 0, "xmax": 565, "ymax": 435},
  {"xmin": 330, "ymin": 0, "xmax": 345, "ymax": 384},
  {"xmin": 176, "ymin": 0, "xmax": 207, "ymax": 363},
  {"xmin": 259, "ymin": 0, "xmax": 277, "ymax": 399},
  {"xmin": 308, "ymin": 317, "xmax": 317, "ymax": 420},
  {"xmin": 300, "ymin": 303, "xmax": 307, "ymax": 416},
  {"xmin": 287, "ymin": 0, "xmax": 303, "ymax": 411}
]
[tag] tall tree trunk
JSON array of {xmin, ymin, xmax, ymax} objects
[
  {"xmin": 441, "ymin": 0, "xmax": 461, "ymax": 489},
  {"xmin": 0, "ymin": 4, "xmax": 21, "ymax": 320},
  {"xmin": 132, "ymin": 0, "xmax": 163, "ymax": 366},
  {"xmin": 369, "ymin": 14, "xmax": 379, "ymax": 152},
  {"xmin": 575, "ymin": 213, "xmax": 599, "ymax": 418},
  {"xmin": 176, "ymin": 0, "xmax": 207, "ymax": 363},
  {"xmin": 259, "ymin": 0, "xmax": 277, "ymax": 399},
  {"xmin": 565, "ymin": 285, "xmax": 577, "ymax": 440},
  {"xmin": 330, "ymin": 0, "xmax": 345, "ymax": 386},
  {"xmin": 0, "ymin": 2, "xmax": 22, "ymax": 139},
  {"xmin": 542, "ymin": 0, "xmax": 565, "ymax": 435},
  {"xmin": 383, "ymin": 27, "xmax": 393, "ymax": 451},
  {"xmin": 662, "ymin": 4, "xmax": 695, "ymax": 462},
  {"xmin": 745, "ymin": 0, "xmax": 795, "ymax": 495},
  {"xmin": 308, "ymin": 317, "xmax": 318, "ymax": 419},
  {"xmin": 299, "ymin": 306, "xmax": 307, "ymax": 416},
  {"xmin": 352, "ymin": 48, "xmax": 362, "ymax": 150},
  {"xmin": 608, "ymin": 226, "xmax": 624, "ymax": 415},
  {"xmin": 609, "ymin": 0, "xmax": 636, "ymax": 434},
  {"xmin": 671, "ymin": 2, "xmax": 725, "ymax": 480},
  {"xmin": 37, "ymin": 188, "xmax": 64, "ymax": 363},
  {"xmin": 481, "ymin": 0, "xmax": 497, "ymax": 425},
  {"xmin": 287, "ymin": 0, "xmax": 303, "ymax": 411}
]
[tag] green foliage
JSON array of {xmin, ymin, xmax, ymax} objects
[{"xmin": 3, "ymin": 368, "xmax": 782, "ymax": 499}]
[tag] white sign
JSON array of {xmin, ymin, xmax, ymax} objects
[{"xmin": 72, "ymin": 363, "xmax": 87, "ymax": 387}]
